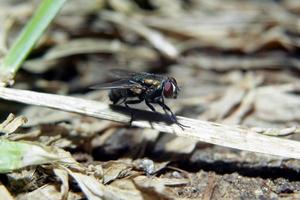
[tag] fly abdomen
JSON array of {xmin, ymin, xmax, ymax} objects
[
  {"xmin": 109, "ymin": 89, "xmax": 130, "ymax": 104},
  {"xmin": 109, "ymin": 89, "xmax": 121, "ymax": 104},
  {"xmin": 109, "ymin": 88, "xmax": 141, "ymax": 104}
]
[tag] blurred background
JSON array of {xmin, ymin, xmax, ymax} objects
[{"xmin": 1, "ymin": 0, "xmax": 300, "ymax": 199}]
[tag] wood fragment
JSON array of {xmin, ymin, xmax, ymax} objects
[{"xmin": 202, "ymin": 172, "xmax": 217, "ymax": 200}]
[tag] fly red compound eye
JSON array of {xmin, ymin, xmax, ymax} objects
[{"xmin": 163, "ymin": 81, "xmax": 174, "ymax": 98}]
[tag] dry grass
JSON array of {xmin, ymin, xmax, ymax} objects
[{"xmin": 1, "ymin": 87, "xmax": 300, "ymax": 159}]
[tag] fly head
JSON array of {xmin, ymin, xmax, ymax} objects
[{"xmin": 162, "ymin": 77, "xmax": 179, "ymax": 99}]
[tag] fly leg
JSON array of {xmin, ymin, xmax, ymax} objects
[
  {"xmin": 144, "ymin": 93, "xmax": 176, "ymax": 121},
  {"xmin": 124, "ymin": 99, "xmax": 144, "ymax": 108},
  {"xmin": 117, "ymin": 97, "xmax": 127, "ymax": 105},
  {"xmin": 157, "ymin": 101, "xmax": 175, "ymax": 120},
  {"xmin": 124, "ymin": 99, "xmax": 144, "ymax": 125},
  {"xmin": 145, "ymin": 98, "xmax": 156, "ymax": 112},
  {"xmin": 155, "ymin": 97, "xmax": 188, "ymax": 129},
  {"xmin": 154, "ymin": 99, "xmax": 176, "ymax": 122},
  {"xmin": 144, "ymin": 90, "xmax": 188, "ymax": 129}
]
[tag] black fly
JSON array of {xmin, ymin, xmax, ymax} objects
[{"xmin": 91, "ymin": 69, "xmax": 186, "ymax": 128}]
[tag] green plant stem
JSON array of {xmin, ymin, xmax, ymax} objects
[{"xmin": 0, "ymin": 0, "xmax": 67, "ymax": 85}]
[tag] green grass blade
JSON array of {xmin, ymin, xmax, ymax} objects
[{"xmin": 0, "ymin": 0, "xmax": 67, "ymax": 85}]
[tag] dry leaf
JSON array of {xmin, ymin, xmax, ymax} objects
[
  {"xmin": 53, "ymin": 168, "xmax": 69, "ymax": 200},
  {"xmin": 69, "ymin": 171, "xmax": 143, "ymax": 200},
  {"xmin": 16, "ymin": 184, "xmax": 62, "ymax": 200},
  {"xmin": 0, "ymin": 114, "xmax": 27, "ymax": 135},
  {"xmin": 102, "ymin": 161, "xmax": 132, "ymax": 184},
  {"xmin": 133, "ymin": 176, "xmax": 184, "ymax": 199},
  {"xmin": 0, "ymin": 181, "xmax": 14, "ymax": 200}
]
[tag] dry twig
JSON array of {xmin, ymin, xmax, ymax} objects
[{"xmin": 1, "ymin": 87, "xmax": 300, "ymax": 159}]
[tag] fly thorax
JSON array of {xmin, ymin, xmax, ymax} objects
[
  {"xmin": 130, "ymin": 87, "xmax": 143, "ymax": 94},
  {"xmin": 143, "ymin": 79, "xmax": 160, "ymax": 87}
]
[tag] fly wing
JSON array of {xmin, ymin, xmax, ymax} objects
[
  {"xmin": 90, "ymin": 79, "xmax": 143, "ymax": 90},
  {"xmin": 109, "ymin": 68, "xmax": 149, "ymax": 79}
]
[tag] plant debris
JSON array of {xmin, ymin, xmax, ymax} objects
[{"xmin": 1, "ymin": 0, "xmax": 300, "ymax": 199}]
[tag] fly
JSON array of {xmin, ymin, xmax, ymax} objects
[{"xmin": 91, "ymin": 69, "xmax": 186, "ymax": 128}]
